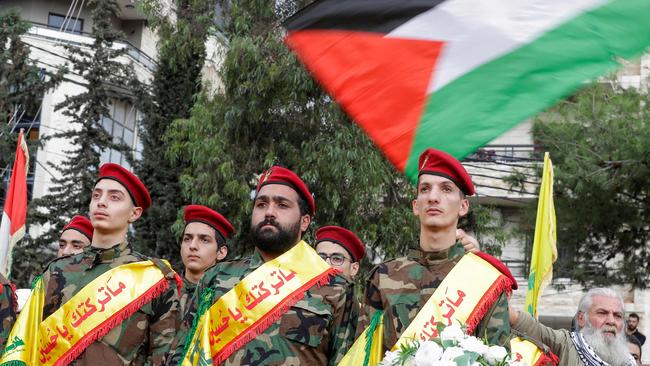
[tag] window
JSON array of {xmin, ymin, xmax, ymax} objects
[
  {"xmin": 100, "ymin": 100, "xmax": 139, "ymax": 169},
  {"xmin": 48, "ymin": 13, "xmax": 84, "ymax": 34}
]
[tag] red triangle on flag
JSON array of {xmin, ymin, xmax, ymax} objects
[{"xmin": 286, "ymin": 30, "xmax": 445, "ymax": 171}]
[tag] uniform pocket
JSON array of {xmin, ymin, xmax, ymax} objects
[{"xmin": 279, "ymin": 299, "xmax": 332, "ymax": 348}]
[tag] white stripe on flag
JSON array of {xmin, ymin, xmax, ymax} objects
[
  {"xmin": 386, "ymin": 0, "xmax": 606, "ymax": 92},
  {"xmin": 0, "ymin": 212, "xmax": 12, "ymax": 274}
]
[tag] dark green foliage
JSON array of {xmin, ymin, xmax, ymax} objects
[
  {"xmin": 134, "ymin": 0, "xmax": 216, "ymax": 267},
  {"xmin": 20, "ymin": 0, "xmax": 138, "ymax": 284},
  {"xmin": 532, "ymin": 82, "xmax": 650, "ymax": 288},
  {"xmin": 165, "ymin": 0, "xmax": 417, "ymax": 278},
  {"xmin": 165, "ymin": 0, "xmax": 508, "ymax": 284},
  {"xmin": 0, "ymin": 8, "xmax": 63, "ymax": 285},
  {"xmin": 0, "ymin": 8, "xmax": 62, "ymax": 175}
]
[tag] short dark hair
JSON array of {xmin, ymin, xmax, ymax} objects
[
  {"xmin": 629, "ymin": 313, "xmax": 640, "ymax": 320},
  {"xmin": 627, "ymin": 334, "xmax": 642, "ymax": 358},
  {"xmin": 296, "ymin": 194, "xmax": 310, "ymax": 217},
  {"xmin": 182, "ymin": 224, "xmax": 227, "ymax": 249},
  {"xmin": 215, "ymin": 232, "xmax": 227, "ymax": 247},
  {"xmin": 415, "ymin": 175, "xmax": 466, "ymax": 200}
]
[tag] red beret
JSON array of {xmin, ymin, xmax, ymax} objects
[
  {"xmin": 418, "ymin": 148, "xmax": 475, "ymax": 196},
  {"xmin": 183, "ymin": 205, "xmax": 235, "ymax": 240},
  {"xmin": 256, "ymin": 166, "xmax": 315, "ymax": 216},
  {"xmin": 97, "ymin": 163, "xmax": 152, "ymax": 211},
  {"xmin": 316, "ymin": 226, "xmax": 365, "ymax": 262},
  {"xmin": 62, "ymin": 215, "xmax": 93, "ymax": 240}
]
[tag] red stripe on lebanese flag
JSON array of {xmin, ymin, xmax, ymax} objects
[
  {"xmin": 286, "ymin": 30, "xmax": 444, "ymax": 171},
  {"xmin": 0, "ymin": 130, "xmax": 29, "ymax": 275}
]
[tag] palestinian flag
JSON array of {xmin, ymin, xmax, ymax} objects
[{"xmin": 284, "ymin": 0, "xmax": 650, "ymax": 183}]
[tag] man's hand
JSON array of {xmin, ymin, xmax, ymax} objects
[
  {"xmin": 508, "ymin": 303, "xmax": 519, "ymax": 325},
  {"xmin": 457, "ymin": 229, "xmax": 480, "ymax": 253}
]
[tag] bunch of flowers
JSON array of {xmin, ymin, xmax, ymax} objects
[{"xmin": 379, "ymin": 325, "xmax": 525, "ymax": 366}]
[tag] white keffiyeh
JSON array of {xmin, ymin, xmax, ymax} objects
[{"xmin": 570, "ymin": 331, "xmax": 636, "ymax": 366}]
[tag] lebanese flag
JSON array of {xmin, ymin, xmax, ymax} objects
[
  {"xmin": 0, "ymin": 130, "xmax": 30, "ymax": 275},
  {"xmin": 284, "ymin": 0, "xmax": 650, "ymax": 182}
]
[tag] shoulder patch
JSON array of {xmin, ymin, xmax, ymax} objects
[{"xmin": 474, "ymin": 252, "xmax": 518, "ymax": 290}]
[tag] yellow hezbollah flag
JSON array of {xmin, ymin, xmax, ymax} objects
[
  {"xmin": 0, "ymin": 276, "xmax": 44, "ymax": 366},
  {"xmin": 525, "ymin": 152, "xmax": 557, "ymax": 317},
  {"xmin": 338, "ymin": 311, "xmax": 383, "ymax": 366}
]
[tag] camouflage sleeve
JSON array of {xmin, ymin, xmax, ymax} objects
[
  {"xmin": 327, "ymin": 279, "xmax": 359, "ymax": 366},
  {"xmin": 0, "ymin": 283, "xmax": 17, "ymax": 353},
  {"xmin": 169, "ymin": 276, "xmax": 204, "ymax": 364},
  {"xmin": 148, "ymin": 276, "xmax": 181, "ymax": 366},
  {"xmin": 356, "ymin": 266, "xmax": 382, "ymax": 338},
  {"xmin": 474, "ymin": 292, "xmax": 511, "ymax": 347},
  {"xmin": 512, "ymin": 311, "xmax": 572, "ymax": 357}
]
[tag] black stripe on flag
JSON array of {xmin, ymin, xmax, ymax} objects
[{"xmin": 284, "ymin": 0, "xmax": 446, "ymax": 34}]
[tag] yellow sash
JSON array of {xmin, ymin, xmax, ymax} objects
[
  {"xmin": 37, "ymin": 261, "xmax": 170, "ymax": 366},
  {"xmin": 182, "ymin": 241, "xmax": 337, "ymax": 366},
  {"xmin": 511, "ymin": 337, "xmax": 558, "ymax": 366},
  {"xmin": 393, "ymin": 253, "xmax": 512, "ymax": 350},
  {"xmin": 0, "ymin": 276, "xmax": 44, "ymax": 366}
]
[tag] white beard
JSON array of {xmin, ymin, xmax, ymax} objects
[{"xmin": 581, "ymin": 322, "xmax": 631, "ymax": 366}]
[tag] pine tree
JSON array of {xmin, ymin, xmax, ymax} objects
[
  {"xmin": 166, "ymin": 1, "xmax": 512, "ymax": 286},
  {"xmin": 1, "ymin": 9, "xmax": 64, "ymax": 286},
  {"xmin": 134, "ymin": 0, "xmax": 216, "ymax": 266},
  {"xmin": 29, "ymin": 0, "xmax": 139, "ymax": 253},
  {"xmin": 533, "ymin": 82, "xmax": 650, "ymax": 288},
  {"xmin": 0, "ymin": 8, "xmax": 63, "ymax": 174}
]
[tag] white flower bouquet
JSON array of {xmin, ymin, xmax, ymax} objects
[{"xmin": 379, "ymin": 325, "xmax": 526, "ymax": 366}]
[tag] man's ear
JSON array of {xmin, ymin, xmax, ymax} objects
[
  {"xmin": 216, "ymin": 245, "xmax": 228, "ymax": 262},
  {"xmin": 350, "ymin": 262, "xmax": 360, "ymax": 277},
  {"xmin": 129, "ymin": 206, "xmax": 143, "ymax": 223},
  {"xmin": 300, "ymin": 214, "xmax": 311, "ymax": 233},
  {"xmin": 458, "ymin": 198, "xmax": 469, "ymax": 217},
  {"xmin": 577, "ymin": 311, "xmax": 586, "ymax": 329}
]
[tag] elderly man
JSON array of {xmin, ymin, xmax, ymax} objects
[{"xmin": 510, "ymin": 288, "xmax": 636, "ymax": 366}]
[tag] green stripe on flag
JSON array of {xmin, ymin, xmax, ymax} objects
[{"xmin": 405, "ymin": 0, "xmax": 650, "ymax": 181}]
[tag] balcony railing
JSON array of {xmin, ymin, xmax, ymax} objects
[
  {"xmin": 26, "ymin": 21, "xmax": 157, "ymax": 72},
  {"xmin": 464, "ymin": 144, "xmax": 543, "ymax": 163}
]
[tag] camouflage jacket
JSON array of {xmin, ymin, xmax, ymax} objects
[
  {"xmin": 173, "ymin": 249, "xmax": 357, "ymax": 366},
  {"xmin": 0, "ymin": 274, "xmax": 16, "ymax": 354},
  {"xmin": 357, "ymin": 242, "xmax": 511, "ymax": 350},
  {"xmin": 42, "ymin": 241, "xmax": 181, "ymax": 365},
  {"xmin": 180, "ymin": 275, "xmax": 198, "ymax": 316}
]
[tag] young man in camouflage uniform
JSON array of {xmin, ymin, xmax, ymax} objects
[
  {"xmin": 0, "ymin": 273, "xmax": 16, "ymax": 353},
  {"xmin": 178, "ymin": 205, "xmax": 233, "ymax": 317},
  {"xmin": 175, "ymin": 166, "xmax": 357, "ymax": 365},
  {"xmin": 357, "ymin": 148, "xmax": 514, "ymax": 351},
  {"xmin": 57, "ymin": 215, "xmax": 93, "ymax": 257},
  {"xmin": 42, "ymin": 163, "xmax": 180, "ymax": 365}
]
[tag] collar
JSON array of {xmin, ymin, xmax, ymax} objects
[
  {"xmin": 249, "ymin": 250, "xmax": 265, "ymax": 269},
  {"xmin": 87, "ymin": 241, "xmax": 131, "ymax": 264},
  {"xmin": 407, "ymin": 241, "xmax": 465, "ymax": 265}
]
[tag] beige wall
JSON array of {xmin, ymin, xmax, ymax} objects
[{"xmin": 3, "ymin": 0, "xmax": 95, "ymax": 33}]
